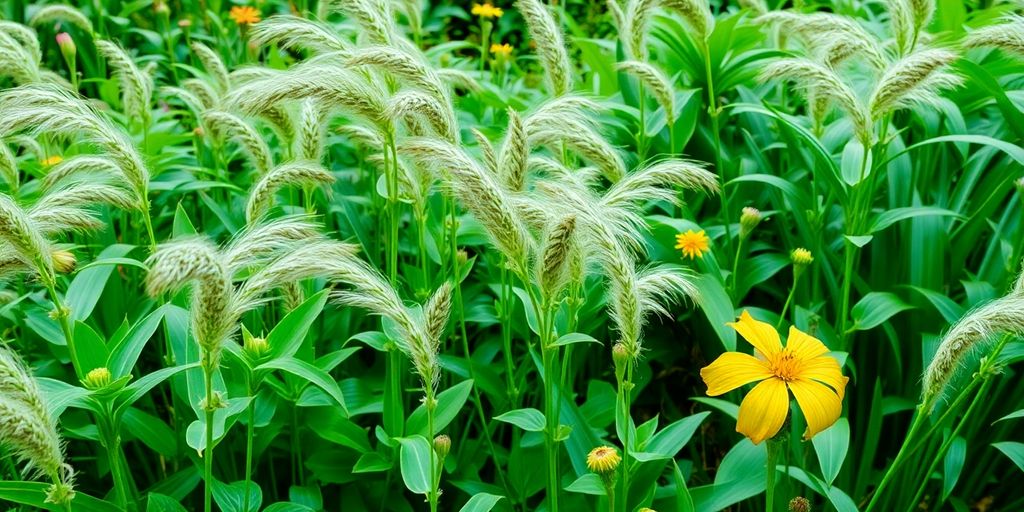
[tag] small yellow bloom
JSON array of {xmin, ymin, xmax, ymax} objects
[
  {"xmin": 41, "ymin": 155, "xmax": 63, "ymax": 166},
  {"xmin": 586, "ymin": 446, "xmax": 621, "ymax": 474},
  {"xmin": 490, "ymin": 43, "xmax": 513, "ymax": 57},
  {"xmin": 471, "ymin": 2, "xmax": 504, "ymax": 18},
  {"xmin": 791, "ymin": 247, "xmax": 813, "ymax": 266},
  {"xmin": 82, "ymin": 367, "xmax": 112, "ymax": 389},
  {"xmin": 700, "ymin": 311, "xmax": 848, "ymax": 444},
  {"xmin": 675, "ymin": 229, "xmax": 710, "ymax": 260},
  {"xmin": 229, "ymin": 5, "xmax": 261, "ymax": 25}
]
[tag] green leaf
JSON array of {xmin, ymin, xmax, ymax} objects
[
  {"xmin": 564, "ymin": 473, "xmax": 606, "ymax": 496},
  {"xmin": 551, "ymin": 332, "xmax": 601, "ymax": 347},
  {"xmin": 397, "ymin": 435, "xmax": 433, "ymax": 495},
  {"xmin": 783, "ymin": 466, "xmax": 858, "ymax": 512},
  {"xmin": 993, "ymin": 442, "xmax": 1024, "ymax": 472},
  {"xmin": 943, "ymin": 436, "xmax": 966, "ymax": 500},
  {"xmin": 257, "ymin": 357, "xmax": 349, "ymax": 415},
  {"xmin": 844, "ymin": 235, "xmax": 873, "ymax": 248},
  {"xmin": 147, "ymin": 493, "xmax": 189, "ymax": 512},
  {"xmin": 869, "ymin": 206, "xmax": 961, "ymax": 233},
  {"xmin": 0, "ymin": 481, "xmax": 121, "ymax": 511},
  {"xmin": 107, "ymin": 305, "xmax": 167, "ymax": 378},
  {"xmin": 850, "ymin": 292, "xmax": 914, "ymax": 332},
  {"xmin": 696, "ymin": 273, "xmax": 736, "ymax": 351},
  {"xmin": 266, "ymin": 290, "xmax": 330, "ymax": 360},
  {"xmin": 692, "ymin": 397, "xmax": 739, "ymax": 420},
  {"xmin": 72, "ymin": 321, "xmax": 109, "ymax": 375},
  {"xmin": 494, "ymin": 408, "xmax": 546, "ymax": 432},
  {"xmin": 306, "ymin": 407, "xmax": 371, "ymax": 453},
  {"xmin": 673, "ymin": 461, "xmax": 695, "ymax": 512},
  {"xmin": 406, "ymin": 379, "xmax": 474, "ymax": 436},
  {"xmin": 173, "ymin": 202, "xmax": 197, "ymax": 236},
  {"xmin": 458, "ymin": 492, "xmax": 505, "ymax": 512},
  {"xmin": 66, "ymin": 244, "xmax": 135, "ymax": 322},
  {"xmin": 996, "ymin": 409, "xmax": 1024, "ymax": 422},
  {"xmin": 840, "ymin": 138, "xmax": 871, "ymax": 186},
  {"xmin": 643, "ymin": 412, "xmax": 710, "ymax": 459},
  {"xmin": 114, "ymin": 363, "xmax": 198, "ymax": 417},
  {"xmin": 811, "ymin": 417, "xmax": 849, "ymax": 486},
  {"xmin": 212, "ymin": 480, "xmax": 262, "ymax": 512}
]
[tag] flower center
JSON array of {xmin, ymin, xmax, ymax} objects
[{"xmin": 771, "ymin": 350, "xmax": 800, "ymax": 381}]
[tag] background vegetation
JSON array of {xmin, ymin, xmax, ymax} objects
[{"xmin": 0, "ymin": 0, "xmax": 1022, "ymax": 511}]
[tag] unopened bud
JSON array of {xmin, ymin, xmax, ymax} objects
[
  {"xmin": 739, "ymin": 206, "xmax": 762, "ymax": 239},
  {"xmin": 52, "ymin": 249, "xmax": 76, "ymax": 274},
  {"xmin": 154, "ymin": 0, "xmax": 170, "ymax": 15},
  {"xmin": 193, "ymin": 126, "xmax": 205, "ymax": 137},
  {"xmin": 790, "ymin": 248, "xmax": 813, "ymax": 267},
  {"xmin": 244, "ymin": 336, "xmax": 269, "ymax": 359},
  {"xmin": 55, "ymin": 33, "xmax": 76, "ymax": 62},
  {"xmin": 789, "ymin": 496, "xmax": 811, "ymax": 512},
  {"xmin": 178, "ymin": 19, "xmax": 192, "ymax": 28},
  {"xmin": 456, "ymin": 249, "xmax": 468, "ymax": 267},
  {"xmin": 433, "ymin": 434, "xmax": 451, "ymax": 458},
  {"xmin": 612, "ymin": 342, "xmax": 630, "ymax": 382},
  {"xmin": 82, "ymin": 367, "xmax": 112, "ymax": 389}
]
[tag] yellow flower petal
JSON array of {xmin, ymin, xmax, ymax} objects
[
  {"xmin": 700, "ymin": 352, "xmax": 773, "ymax": 396},
  {"xmin": 799, "ymin": 355, "xmax": 849, "ymax": 400},
  {"xmin": 786, "ymin": 326, "xmax": 830, "ymax": 360},
  {"xmin": 736, "ymin": 377, "xmax": 789, "ymax": 444},
  {"xmin": 788, "ymin": 378, "xmax": 843, "ymax": 440},
  {"xmin": 728, "ymin": 310, "xmax": 783, "ymax": 360}
]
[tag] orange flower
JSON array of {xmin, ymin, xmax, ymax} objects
[{"xmin": 229, "ymin": 5, "xmax": 261, "ymax": 25}]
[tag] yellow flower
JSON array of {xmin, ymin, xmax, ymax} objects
[
  {"xmin": 700, "ymin": 311, "xmax": 848, "ymax": 444},
  {"xmin": 586, "ymin": 446, "xmax": 621, "ymax": 474},
  {"xmin": 471, "ymin": 2, "xmax": 504, "ymax": 18},
  {"xmin": 490, "ymin": 43, "xmax": 513, "ymax": 57},
  {"xmin": 791, "ymin": 247, "xmax": 813, "ymax": 266},
  {"xmin": 675, "ymin": 229, "xmax": 710, "ymax": 260},
  {"xmin": 41, "ymin": 155, "xmax": 63, "ymax": 166},
  {"xmin": 229, "ymin": 5, "xmax": 261, "ymax": 25},
  {"xmin": 82, "ymin": 367, "xmax": 112, "ymax": 389}
]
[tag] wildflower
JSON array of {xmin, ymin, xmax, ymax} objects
[
  {"xmin": 700, "ymin": 311, "xmax": 848, "ymax": 444},
  {"xmin": 586, "ymin": 446, "xmax": 621, "ymax": 474},
  {"xmin": 55, "ymin": 33, "xmax": 75, "ymax": 61},
  {"xmin": 154, "ymin": 0, "xmax": 170, "ymax": 15},
  {"xmin": 490, "ymin": 43, "xmax": 513, "ymax": 57},
  {"xmin": 178, "ymin": 19, "xmax": 193, "ymax": 28},
  {"xmin": 472, "ymin": 2, "xmax": 504, "ymax": 18},
  {"xmin": 675, "ymin": 229, "xmax": 710, "ymax": 260},
  {"xmin": 243, "ymin": 336, "xmax": 269, "ymax": 359},
  {"xmin": 229, "ymin": 5, "xmax": 261, "ymax": 25},
  {"xmin": 51, "ymin": 249, "xmax": 76, "ymax": 274},
  {"xmin": 739, "ymin": 207, "xmax": 762, "ymax": 239},
  {"xmin": 791, "ymin": 247, "xmax": 813, "ymax": 266},
  {"xmin": 789, "ymin": 497, "xmax": 811, "ymax": 512},
  {"xmin": 41, "ymin": 155, "xmax": 62, "ymax": 166},
  {"xmin": 82, "ymin": 367, "xmax": 112, "ymax": 389},
  {"xmin": 434, "ymin": 434, "xmax": 451, "ymax": 458}
]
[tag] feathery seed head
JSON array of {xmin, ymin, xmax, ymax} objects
[
  {"xmin": 964, "ymin": 15, "xmax": 1024, "ymax": 55},
  {"xmin": 617, "ymin": 60, "xmax": 676, "ymax": 123},
  {"xmin": 662, "ymin": 0, "xmax": 714, "ymax": 40},
  {"xmin": 246, "ymin": 161, "xmax": 335, "ymax": 223},
  {"xmin": 424, "ymin": 281, "xmax": 453, "ymax": 346},
  {"xmin": 868, "ymin": 48, "xmax": 960, "ymax": 120},
  {"xmin": 515, "ymin": 0, "xmax": 574, "ymax": 96},
  {"xmin": 498, "ymin": 108, "xmax": 528, "ymax": 191},
  {"xmin": 539, "ymin": 215, "xmax": 577, "ymax": 301}
]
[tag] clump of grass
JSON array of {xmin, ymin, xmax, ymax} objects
[{"xmin": 0, "ymin": 345, "xmax": 75, "ymax": 507}]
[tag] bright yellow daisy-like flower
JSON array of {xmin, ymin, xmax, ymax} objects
[
  {"xmin": 490, "ymin": 43, "xmax": 513, "ymax": 57},
  {"xmin": 229, "ymin": 5, "xmax": 261, "ymax": 25},
  {"xmin": 675, "ymin": 229, "xmax": 710, "ymax": 260},
  {"xmin": 700, "ymin": 311, "xmax": 848, "ymax": 444},
  {"xmin": 471, "ymin": 2, "xmax": 504, "ymax": 18},
  {"xmin": 586, "ymin": 446, "xmax": 621, "ymax": 474}
]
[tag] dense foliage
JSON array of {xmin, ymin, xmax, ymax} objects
[{"xmin": 0, "ymin": 0, "xmax": 1022, "ymax": 511}]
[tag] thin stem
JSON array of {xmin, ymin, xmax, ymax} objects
[
  {"xmin": 427, "ymin": 393, "xmax": 439, "ymax": 512},
  {"xmin": 242, "ymin": 385, "xmax": 256, "ymax": 512},
  {"xmin": 42, "ymin": 276, "xmax": 78, "ymax": 377},
  {"xmin": 702, "ymin": 39, "xmax": 732, "ymax": 256},
  {"xmin": 500, "ymin": 264, "xmax": 518, "ymax": 405},
  {"xmin": 619, "ymin": 365, "xmax": 633, "ymax": 512},
  {"xmin": 729, "ymin": 236, "xmax": 744, "ymax": 298},
  {"xmin": 765, "ymin": 440, "xmax": 780, "ymax": 512},
  {"xmin": 203, "ymin": 367, "xmax": 215, "ymax": 512},
  {"xmin": 776, "ymin": 272, "xmax": 800, "ymax": 329}
]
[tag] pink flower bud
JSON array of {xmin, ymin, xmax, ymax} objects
[{"xmin": 55, "ymin": 32, "xmax": 76, "ymax": 61}]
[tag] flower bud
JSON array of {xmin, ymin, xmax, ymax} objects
[
  {"xmin": 178, "ymin": 19, "xmax": 193, "ymax": 28},
  {"xmin": 154, "ymin": 0, "xmax": 170, "ymax": 15},
  {"xmin": 244, "ymin": 336, "xmax": 269, "ymax": 360},
  {"xmin": 52, "ymin": 249, "xmax": 76, "ymax": 274},
  {"xmin": 739, "ymin": 206, "xmax": 762, "ymax": 239},
  {"xmin": 82, "ymin": 367, "xmax": 112, "ymax": 390},
  {"xmin": 790, "ymin": 248, "xmax": 813, "ymax": 267},
  {"xmin": 433, "ymin": 434, "xmax": 451, "ymax": 458},
  {"xmin": 587, "ymin": 446, "xmax": 621, "ymax": 487},
  {"xmin": 55, "ymin": 33, "xmax": 76, "ymax": 62},
  {"xmin": 638, "ymin": 509, "xmax": 657, "ymax": 512},
  {"xmin": 612, "ymin": 342, "xmax": 630, "ymax": 383},
  {"xmin": 789, "ymin": 496, "xmax": 811, "ymax": 512}
]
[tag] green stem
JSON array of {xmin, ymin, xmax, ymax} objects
[
  {"xmin": 702, "ymin": 39, "xmax": 732, "ymax": 256},
  {"xmin": 500, "ymin": 264, "xmax": 518, "ymax": 405},
  {"xmin": 619, "ymin": 365, "xmax": 633, "ymax": 512},
  {"xmin": 42, "ymin": 277, "xmax": 78, "ymax": 378},
  {"xmin": 243, "ymin": 386, "xmax": 256, "ymax": 512},
  {"xmin": 765, "ymin": 439, "xmax": 780, "ymax": 512},
  {"xmin": 776, "ymin": 272, "xmax": 800, "ymax": 329},
  {"xmin": 729, "ymin": 236, "xmax": 744, "ymax": 298},
  {"xmin": 203, "ymin": 367, "xmax": 215, "ymax": 512},
  {"xmin": 427, "ymin": 392, "xmax": 439, "ymax": 512}
]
